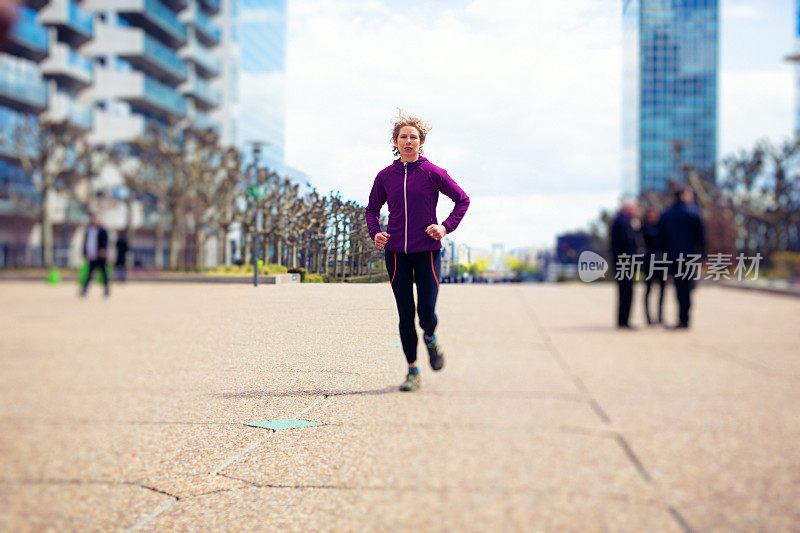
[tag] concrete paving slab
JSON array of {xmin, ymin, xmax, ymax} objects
[
  {"xmin": 142, "ymin": 473, "xmax": 254, "ymax": 500},
  {"xmin": 0, "ymin": 482, "xmax": 172, "ymax": 531},
  {"xmin": 624, "ymin": 426, "xmax": 800, "ymax": 509},
  {"xmin": 0, "ymin": 281, "xmax": 797, "ymax": 529},
  {"xmin": 0, "ymin": 422, "xmax": 267, "ymax": 482},
  {"xmin": 144, "ymin": 484, "xmax": 678, "ymax": 532},
  {"xmin": 314, "ymin": 392, "xmax": 601, "ymax": 431},
  {"xmin": 219, "ymin": 425, "xmax": 653, "ymax": 500},
  {"xmin": 141, "ymin": 485, "xmax": 304, "ymax": 531}
]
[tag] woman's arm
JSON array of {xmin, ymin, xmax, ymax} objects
[
  {"xmin": 434, "ymin": 168, "xmax": 470, "ymax": 234},
  {"xmin": 365, "ymin": 174, "xmax": 386, "ymax": 240}
]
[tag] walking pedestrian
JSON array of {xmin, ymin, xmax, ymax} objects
[
  {"xmin": 659, "ymin": 186, "xmax": 705, "ymax": 329},
  {"xmin": 610, "ymin": 199, "xmax": 639, "ymax": 329},
  {"xmin": 641, "ymin": 207, "xmax": 665, "ymax": 325},
  {"xmin": 365, "ymin": 112, "xmax": 470, "ymax": 392},
  {"xmin": 114, "ymin": 231, "xmax": 129, "ymax": 282},
  {"xmin": 80, "ymin": 213, "xmax": 109, "ymax": 297}
]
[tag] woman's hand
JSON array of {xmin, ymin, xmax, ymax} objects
[
  {"xmin": 426, "ymin": 224, "xmax": 446, "ymax": 240},
  {"xmin": 374, "ymin": 232, "xmax": 390, "ymax": 249}
]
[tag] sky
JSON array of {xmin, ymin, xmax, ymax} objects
[{"xmin": 282, "ymin": 0, "xmax": 795, "ymax": 252}]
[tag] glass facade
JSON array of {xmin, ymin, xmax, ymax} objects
[
  {"xmin": 237, "ymin": 0, "xmax": 286, "ymax": 173},
  {"xmin": 623, "ymin": 0, "xmax": 718, "ymax": 194},
  {"xmin": 795, "ymin": 0, "xmax": 800, "ymax": 136}
]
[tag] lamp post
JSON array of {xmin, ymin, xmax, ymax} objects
[
  {"xmin": 665, "ymin": 138, "xmax": 690, "ymax": 185},
  {"xmin": 246, "ymin": 140, "xmax": 267, "ymax": 287}
]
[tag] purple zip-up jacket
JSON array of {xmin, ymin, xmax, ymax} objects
[{"xmin": 365, "ymin": 157, "xmax": 470, "ymax": 254}]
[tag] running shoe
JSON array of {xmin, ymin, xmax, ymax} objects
[
  {"xmin": 426, "ymin": 338, "xmax": 445, "ymax": 371},
  {"xmin": 399, "ymin": 371, "xmax": 421, "ymax": 392}
]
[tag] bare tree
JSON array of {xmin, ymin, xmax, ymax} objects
[{"xmin": 13, "ymin": 118, "xmax": 92, "ymax": 267}]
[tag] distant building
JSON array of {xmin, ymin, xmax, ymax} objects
[
  {"xmin": 622, "ymin": 0, "xmax": 719, "ymax": 194},
  {"xmin": 0, "ymin": 0, "xmax": 245, "ymax": 267},
  {"xmin": 84, "ymin": 0, "xmax": 231, "ymax": 145},
  {"xmin": 508, "ymin": 246, "xmax": 544, "ymax": 268},
  {"xmin": 440, "ymin": 237, "xmax": 455, "ymax": 277},
  {"xmin": 1, "ymin": 0, "xmax": 95, "ymax": 266},
  {"xmin": 786, "ymin": 0, "xmax": 800, "ymax": 135},
  {"xmin": 456, "ymin": 242, "xmax": 471, "ymax": 266}
]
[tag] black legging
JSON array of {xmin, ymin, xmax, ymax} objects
[
  {"xmin": 644, "ymin": 275, "xmax": 665, "ymax": 323},
  {"xmin": 384, "ymin": 250, "xmax": 441, "ymax": 364}
]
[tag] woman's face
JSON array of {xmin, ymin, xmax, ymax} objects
[{"xmin": 395, "ymin": 126, "xmax": 422, "ymax": 161}]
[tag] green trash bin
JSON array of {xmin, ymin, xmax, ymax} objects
[{"xmin": 46, "ymin": 267, "xmax": 61, "ymax": 285}]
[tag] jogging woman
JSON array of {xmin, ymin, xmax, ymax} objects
[{"xmin": 365, "ymin": 113, "xmax": 470, "ymax": 392}]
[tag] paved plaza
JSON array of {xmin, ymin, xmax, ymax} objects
[{"xmin": 0, "ymin": 280, "xmax": 798, "ymax": 531}]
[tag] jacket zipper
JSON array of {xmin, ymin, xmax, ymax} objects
[{"xmin": 403, "ymin": 162, "xmax": 408, "ymax": 253}]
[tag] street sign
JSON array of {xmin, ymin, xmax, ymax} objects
[{"xmin": 246, "ymin": 185, "xmax": 265, "ymax": 199}]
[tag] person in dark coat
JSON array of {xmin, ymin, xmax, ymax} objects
[
  {"xmin": 641, "ymin": 207, "xmax": 665, "ymax": 325},
  {"xmin": 610, "ymin": 199, "xmax": 640, "ymax": 329},
  {"xmin": 659, "ymin": 186, "xmax": 705, "ymax": 328},
  {"xmin": 114, "ymin": 231, "xmax": 129, "ymax": 282},
  {"xmin": 81, "ymin": 214, "xmax": 109, "ymax": 297}
]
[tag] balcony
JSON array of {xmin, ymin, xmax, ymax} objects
[
  {"xmin": 6, "ymin": 7, "xmax": 49, "ymax": 61},
  {"xmin": 88, "ymin": 110, "xmax": 145, "ymax": 144},
  {"xmin": 161, "ymin": 0, "xmax": 187, "ymax": 10},
  {"xmin": 116, "ymin": 0, "xmax": 187, "ymax": 47},
  {"xmin": 88, "ymin": 25, "xmax": 186, "ymax": 84},
  {"xmin": 198, "ymin": 0, "xmax": 219, "ymax": 14},
  {"xmin": 43, "ymin": 92, "xmax": 93, "ymax": 130},
  {"xmin": 139, "ymin": 34, "xmax": 187, "ymax": 82},
  {"xmin": 38, "ymin": 0, "xmax": 93, "ymax": 44},
  {"xmin": 141, "ymin": 76, "xmax": 187, "ymax": 117},
  {"xmin": 183, "ymin": 76, "xmax": 219, "ymax": 109},
  {"xmin": 0, "ymin": 58, "xmax": 48, "ymax": 112},
  {"xmin": 40, "ymin": 42, "xmax": 93, "ymax": 86},
  {"xmin": 93, "ymin": 68, "xmax": 187, "ymax": 119},
  {"xmin": 194, "ymin": 9, "xmax": 220, "ymax": 45},
  {"xmin": 181, "ymin": 43, "xmax": 220, "ymax": 77}
]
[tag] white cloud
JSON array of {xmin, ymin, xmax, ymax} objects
[
  {"xmin": 724, "ymin": 3, "xmax": 764, "ymax": 20},
  {"xmin": 719, "ymin": 70, "xmax": 795, "ymax": 157},
  {"xmin": 284, "ymin": 0, "xmax": 622, "ymax": 202},
  {"xmin": 274, "ymin": 0, "xmax": 795, "ymax": 250}
]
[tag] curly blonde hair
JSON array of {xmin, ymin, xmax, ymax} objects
[{"xmin": 391, "ymin": 109, "xmax": 431, "ymax": 157}]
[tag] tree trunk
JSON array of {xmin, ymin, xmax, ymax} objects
[
  {"xmin": 194, "ymin": 227, "xmax": 204, "ymax": 270},
  {"xmin": 242, "ymin": 224, "xmax": 251, "ymax": 265},
  {"xmin": 155, "ymin": 199, "xmax": 166, "ymax": 269},
  {"xmin": 218, "ymin": 223, "xmax": 229, "ymax": 266},
  {"xmin": 41, "ymin": 189, "xmax": 53, "ymax": 268},
  {"xmin": 168, "ymin": 198, "xmax": 184, "ymax": 269},
  {"xmin": 168, "ymin": 223, "xmax": 182, "ymax": 270},
  {"xmin": 125, "ymin": 196, "xmax": 134, "ymax": 232}
]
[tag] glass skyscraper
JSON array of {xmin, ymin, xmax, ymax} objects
[
  {"xmin": 237, "ymin": 0, "xmax": 286, "ymax": 173},
  {"xmin": 623, "ymin": 0, "xmax": 719, "ymax": 194},
  {"xmin": 788, "ymin": 0, "xmax": 800, "ymax": 136}
]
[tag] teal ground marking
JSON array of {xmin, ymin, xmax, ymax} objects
[
  {"xmin": 247, "ymin": 418, "xmax": 322, "ymax": 431},
  {"xmin": 383, "ymin": 342, "xmax": 402, "ymax": 347}
]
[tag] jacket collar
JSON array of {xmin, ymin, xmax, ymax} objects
[{"xmin": 392, "ymin": 156, "xmax": 428, "ymax": 170}]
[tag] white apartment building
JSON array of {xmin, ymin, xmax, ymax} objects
[{"xmin": 0, "ymin": 0, "xmax": 237, "ymax": 267}]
